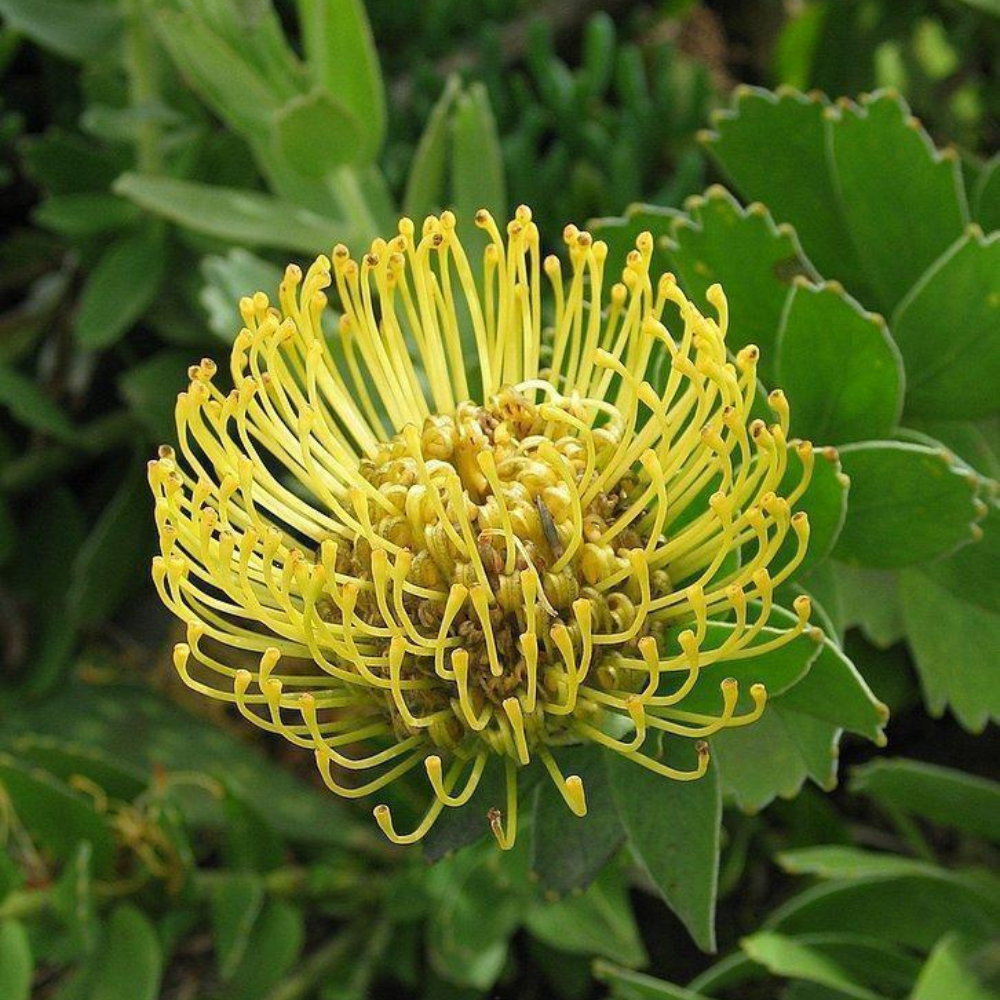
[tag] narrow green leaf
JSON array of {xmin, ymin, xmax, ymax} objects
[
  {"xmin": 850, "ymin": 759, "xmax": 1000, "ymax": 843},
  {"xmin": 0, "ymin": 920, "xmax": 32, "ymax": 1000},
  {"xmin": 741, "ymin": 932, "xmax": 887, "ymax": 1000},
  {"xmin": 114, "ymin": 173, "xmax": 351, "ymax": 254},
  {"xmin": 778, "ymin": 846, "xmax": 941, "ymax": 882},
  {"xmin": 118, "ymin": 349, "xmax": 190, "ymax": 441},
  {"xmin": 911, "ymin": 934, "xmax": 998, "ymax": 1000},
  {"xmin": 607, "ymin": 749, "xmax": 721, "ymax": 951},
  {"xmin": 403, "ymin": 76, "xmax": 461, "ymax": 220},
  {"xmin": 892, "ymin": 228, "xmax": 1000, "ymax": 420},
  {"xmin": 828, "ymin": 91, "xmax": 968, "ymax": 313},
  {"xmin": 74, "ymin": 230, "xmax": 166, "ymax": 350},
  {"xmin": 594, "ymin": 960, "xmax": 713, "ymax": 1000},
  {"xmin": 272, "ymin": 89, "xmax": 364, "ymax": 176},
  {"xmin": 0, "ymin": 365, "xmax": 75, "ymax": 440},
  {"xmin": 67, "ymin": 463, "xmax": 149, "ymax": 627},
  {"xmin": 702, "ymin": 87, "xmax": 869, "ymax": 297},
  {"xmin": 451, "ymin": 83, "xmax": 506, "ymax": 223},
  {"xmin": 530, "ymin": 745, "xmax": 624, "ymax": 894},
  {"xmin": 33, "ymin": 193, "xmax": 139, "ymax": 237},
  {"xmin": 210, "ymin": 872, "xmax": 266, "ymax": 981},
  {"xmin": 296, "ymin": 0, "xmax": 386, "ymax": 160},
  {"xmin": 833, "ymin": 441, "xmax": 983, "ymax": 568},
  {"xmin": 667, "ymin": 186, "xmax": 819, "ymax": 376},
  {"xmin": 225, "ymin": 900, "xmax": 304, "ymax": 1000},
  {"xmin": 776, "ymin": 281, "xmax": 903, "ymax": 444},
  {"xmin": 898, "ymin": 568, "xmax": 1000, "ymax": 732},
  {"xmin": 0, "ymin": 0, "xmax": 121, "ymax": 62},
  {"xmin": 90, "ymin": 905, "xmax": 162, "ymax": 1000}
]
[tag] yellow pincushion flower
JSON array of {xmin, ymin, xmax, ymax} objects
[{"xmin": 149, "ymin": 207, "xmax": 814, "ymax": 849}]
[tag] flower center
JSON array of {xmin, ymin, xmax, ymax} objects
[{"xmin": 332, "ymin": 384, "xmax": 667, "ymax": 753}]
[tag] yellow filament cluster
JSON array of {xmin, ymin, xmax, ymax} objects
[{"xmin": 149, "ymin": 206, "xmax": 815, "ymax": 850}]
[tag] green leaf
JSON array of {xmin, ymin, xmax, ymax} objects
[
  {"xmin": 898, "ymin": 568, "xmax": 1000, "ymax": 732},
  {"xmin": 225, "ymin": 899, "xmax": 304, "ymax": 1000},
  {"xmin": 403, "ymin": 76, "xmax": 461, "ymax": 220},
  {"xmin": 154, "ymin": 10, "xmax": 279, "ymax": 138},
  {"xmin": 67, "ymin": 463, "xmax": 149, "ymax": 627},
  {"xmin": 221, "ymin": 783, "xmax": 285, "ymax": 873},
  {"xmin": 450, "ymin": 83, "xmax": 506, "ymax": 224},
  {"xmin": 296, "ymin": 0, "xmax": 386, "ymax": 160},
  {"xmin": 9, "ymin": 736, "xmax": 146, "ymax": 802},
  {"xmin": 33, "ymin": 193, "xmax": 140, "ymax": 237},
  {"xmin": 775, "ymin": 281, "xmax": 903, "ymax": 444},
  {"xmin": 594, "ymin": 960, "xmax": 713, "ymax": 1000},
  {"xmin": 777, "ymin": 846, "xmax": 942, "ymax": 882},
  {"xmin": 89, "ymin": 905, "xmax": 162, "ymax": 1000},
  {"xmin": 741, "ymin": 932, "xmax": 887, "ymax": 1000},
  {"xmin": 710, "ymin": 704, "xmax": 839, "ymax": 812},
  {"xmin": 667, "ymin": 186, "xmax": 819, "ymax": 376},
  {"xmin": 767, "ymin": 871, "xmax": 1000, "ymax": 951},
  {"xmin": 0, "ymin": 752, "xmax": 116, "ymax": 875},
  {"xmin": 832, "ymin": 441, "xmax": 982, "ymax": 568},
  {"xmin": 0, "ymin": 365, "xmax": 75, "ymax": 440},
  {"xmin": 850, "ymin": 759, "xmax": 1000, "ymax": 843},
  {"xmin": 0, "ymin": 920, "xmax": 32, "ymax": 1000},
  {"xmin": 590, "ymin": 204, "xmax": 679, "ymax": 280},
  {"xmin": 606, "ymin": 749, "xmax": 721, "ymax": 951},
  {"xmin": 892, "ymin": 228, "xmax": 1000, "ymax": 420},
  {"xmin": 0, "ymin": 0, "xmax": 121, "ymax": 62},
  {"xmin": 74, "ymin": 230, "xmax": 166, "ymax": 350},
  {"xmin": 114, "ymin": 173, "xmax": 352, "ymax": 254},
  {"xmin": 210, "ymin": 872, "xmax": 266, "ymax": 981},
  {"xmin": 272, "ymin": 89, "xmax": 364, "ymax": 176},
  {"xmin": 702, "ymin": 87, "xmax": 869, "ymax": 297},
  {"xmin": 972, "ymin": 154, "xmax": 1000, "ymax": 231},
  {"xmin": 830, "ymin": 564, "xmax": 905, "ymax": 647},
  {"xmin": 200, "ymin": 249, "xmax": 283, "ymax": 342},
  {"xmin": 525, "ymin": 867, "xmax": 647, "ymax": 966},
  {"xmin": 530, "ymin": 745, "xmax": 624, "ymax": 894},
  {"xmin": 118, "ymin": 349, "xmax": 190, "ymax": 442},
  {"xmin": 911, "ymin": 934, "xmax": 998, "ymax": 1000}
]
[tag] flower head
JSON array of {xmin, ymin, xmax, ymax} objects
[{"xmin": 149, "ymin": 207, "xmax": 814, "ymax": 849}]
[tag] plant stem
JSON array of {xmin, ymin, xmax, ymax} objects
[{"xmin": 123, "ymin": 0, "xmax": 163, "ymax": 175}]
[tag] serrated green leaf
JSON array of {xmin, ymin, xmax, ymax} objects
[
  {"xmin": 525, "ymin": 867, "xmax": 646, "ymax": 966},
  {"xmin": 296, "ymin": 0, "xmax": 386, "ymax": 160},
  {"xmin": 781, "ymin": 443, "xmax": 850, "ymax": 575},
  {"xmin": 0, "ymin": 920, "xmax": 33, "ymax": 1000},
  {"xmin": 741, "ymin": 932, "xmax": 888, "ymax": 1000},
  {"xmin": 828, "ymin": 91, "xmax": 968, "ymax": 313},
  {"xmin": 114, "ymin": 173, "xmax": 352, "ymax": 254},
  {"xmin": 118, "ymin": 349, "xmax": 190, "ymax": 442},
  {"xmin": 0, "ymin": 365, "xmax": 75, "ymax": 440},
  {"xmin": 703, "ymin": 87, "xmax": 869, "ymax": 297},
  {"xmin": 272, "ymin": 89, "xmax": 364, "ymax": 176},
  {"xmin": 530, "ymin": 745, "xmax": 624, "ymax": 894},
  {"xmin": 972, "ymin": 154, "xmax": 1000, "ymax": 231},
  {"xmin": 833, "ymin": 441, "xmax": 982, "ymax": 568},
  {"xmin": 667, "ymin": 186, "xmax": 819, "ymax": 376},
  {"xmin": 850, "ymin": 759, "xmax": 1000, "ymax": 843},
  {"xmin": 590, "ymin": 204, "xmax": 679, "ymax": 279},
  {"xmin": 911, "ymin": 934, "xmax": 998, "ymax": 1000},
  {"xmin": 210, "ymin": 872, "xmax": 266, "ymax": 981},
  {"xmin": 0, "ymin": 0, "xmax": 121, "ymax": 62},
  {"xmin": 898, "ymin": 567, "xmax": 1000, "ymax": 732},
  {"xmin": 892, "ymin": 228, "xmax": 1000, "ymax": 420},
  {"xmin": 776, "ymin": 281, "xmax": 903, "ymax": 444},
  {"xmin": 403, "ymin": 76, "xmax": 461, "ymax": 220},
  {"xmin": 606, "ymin": 749, "xmax": 720, "ymax": 951},
  {"xmin": 830, "ymin": 564, "xmax": 905, "ymax": 647},
  {"xmin": 89, "ymin": 905, "xmax": 162, "ymax": 1000},
  {"xmin": 73, "ymin": 230, "xmax": 166, "ymax": 350}
]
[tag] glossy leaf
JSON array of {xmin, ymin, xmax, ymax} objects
[
  {"xmin": 833, "ymin": 441, "xmax": 982, "ymax": 568},
  {"xmin": 607, "ymin": 749, "xmax": 720, "ymax": 951},
  {"xmin": 89, "ymin": 905, "xmax": 162, "ymax": 1000},
  {"xmin": 666, "ymin": 186, "xmax": 818, "ymax": 375},
  {"xmin": 850, "ymin": 759, "xmax": 1000, "ymax": 842},
  {"xmin": 972, "ymin": 153, "xmax": 1000, "ymax": 231},
  {"xmin": 118, "ymin": 350, "xmax": 190, "ymax": 442},
  {"xmin": 828, "ymin": 91, "xmax": 968, "ymax": 313},
  {"xmin": 911, "ymin": 934, "xmax": 997, "ymax": 1000},
  {"xmin": 530, "ymin": 745, "xmax": 624, "ymax": 894},
  {"xmin": 702, "ymin": 87, "xmax": 868, "ymax": 296},
  {"xmin": 775, "ymin": 281, "xmax": 903, "ymax": 444},
  {"xmin": 114, "ymin": 174, "xmax": 352, "ymax": 254},
  {"xmin": 892, "ymin": 228, "xmax": 1000, "ymax": 419},
  {"xmin": 830, "ymin": 564, "xmax": 905, "ymax": 647},
  {"xmin": 296, "ymin": 0, "xmax": 386, "ymax": 160},
  {"xmin": 0, "ymin": 365, "xmax": 75, "ymax": 440},
  {"xmin": 898, "ymin": 568, "xmax": 1000, "ymax": 732},
  {"xmin": 272, "ymin": 89, "xmax": 364, "ymax": 176}
]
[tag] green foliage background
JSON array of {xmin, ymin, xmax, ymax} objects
[{"xmin": 0, "ymin": 1, "xmax": 997, "ymax": 998}]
